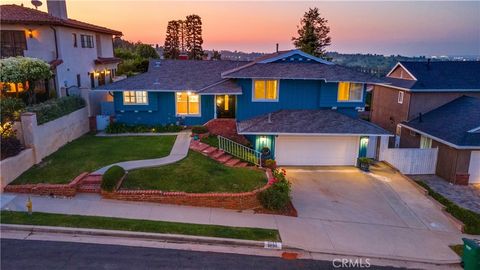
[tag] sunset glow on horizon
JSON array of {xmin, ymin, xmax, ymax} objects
[{"xmin": 4, "ymin": 0, "xmax": 480, "ymax": 56}]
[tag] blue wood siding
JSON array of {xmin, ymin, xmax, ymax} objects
[
  {"xmin": 113, "ymin": 92, "xmax": 214, "ymax": 126},
  {"xmin": 236, "ymin": 79, "xmax": 364, "ymax": 121}
]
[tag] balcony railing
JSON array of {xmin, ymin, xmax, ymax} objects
[{"xmin": 218, "ymin": 135, "xmax": 261, "ymax": 166}]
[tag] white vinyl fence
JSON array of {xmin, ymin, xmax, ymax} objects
[{"xmin": 379, "ymin": 137, "xmax": 438, "ymax": 174}]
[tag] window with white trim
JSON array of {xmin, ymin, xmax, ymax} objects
[
  {"xmin": 80, "ymin": 35, "xmax": 94, "ymax": 48},
  {"xmin": 398, "ymin": 91, "xmax": 404, "ymax": 104},
  {"xmin": 337, "ymin": 82, "xmax": 363, "ymax": 102},
  {"xmin": 420, "ymin": 136, "xmax": 432, "ymax": 149},
  {"xmin": 253, "ymin": 79, "xmax": 278, "ymax": 101},
  {"xmin": 176, "ymin": 92, "xmax": 200, "ymax": 115},
  {"xmin": 123, "ymin": 91, "xmax": 148, "ymax": 105}
]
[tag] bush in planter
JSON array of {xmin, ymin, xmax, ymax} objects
[
  {"xmin": 259, "ymin": 170, "xmax": 291, "ymax": 210},
  {"xmin": 191, "ymin": 125, "xmax": 208, "ymax": 134},
  {"xmin": 1, "ymin": 136, "xmax": 23, "ymax": 160},
  {"xmin": 101, "ymin": 165, "xmax": 125, "ymax": 192},
  {"xmin": 26, "ymin": 96, "xmax": 85, "ymax": 124},
  {"xmin": 357, "ymin": 157, "xmax": 374, "ymax": 171}
]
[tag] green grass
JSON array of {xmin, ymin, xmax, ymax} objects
[
  {"xmin": 415, "ymin": 180, "xmax": 480, "ymax": 235},
  {"xmin": 122, "ymin": 151, "xmax": 267, "ymax": 193},
  {"xmin": 12, "ymin": 135, "xmax": 176, "ymax": 185},
  {"xmin": 450, "ymin": 245, "xmax": 463, "ymax": 257},
  {"xmin": 200, "ymin": 134, "xmax": 218, "ymax": 148},
  {"xmin": 0, "ymin": 211, "xmax": 280, "ymax": 241}
]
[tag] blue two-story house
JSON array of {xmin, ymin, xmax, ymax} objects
[{"xmin": 97, "ymin": 50, "xmax": 390, "ymax": 166}]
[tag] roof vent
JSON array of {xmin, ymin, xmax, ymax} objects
[
  {"xmin": 268, "ymin": 113, "xmax": 272, "ymax": 123},
  {"xmin": 154, "ymin": 61, "xmax": 161, "ymax": 68},
  {"xmin": 419, "ymin": 112, "xmax": 423, "ymax": 122}
]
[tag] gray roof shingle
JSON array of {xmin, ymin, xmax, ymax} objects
[
  {"xmin": 196, "ymin": 79, "xmax": 242, "ymax": 95},
  {"xmin": 237, "ymin": 110, "xmax": 390, "ymax": 135},
  {"xmin": 223, "ymin": 62, "xmax": 385, "ymax": 84},
  {"xmin": 402, "ymin": 96, "xmax": 480, "ymax": 148}
]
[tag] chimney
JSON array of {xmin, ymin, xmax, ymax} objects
[
  {"xmin": 419, "ymin": 112, "xmax": 423, "ymax": 123},
  {"xmin": 178, "ymin": 53, "xmax": 188, "ymax": 60},
  {"xmin": 47, "ymin": 0, "xmax": 68, "ymax": 19},
  {"xmin": 427, "ymin": 58, "xmax": 431, "ymax": 70},
  {"xmin": 276, "ymin": 43, "xmax": 279, "ymax": 53}
]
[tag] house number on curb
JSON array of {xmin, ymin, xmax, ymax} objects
[{"xmin": 264, "ymin": 241, "xmax": 282, "ymax": 249}]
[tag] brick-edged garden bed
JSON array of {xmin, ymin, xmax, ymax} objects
[{"xmin": 101, "ymin": 169, "xmax": 276, "ymax": 210}]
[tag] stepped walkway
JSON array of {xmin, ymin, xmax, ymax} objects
[{"xmin": 190, "ymin": 140, "xmax": 251, "ymax": 168}]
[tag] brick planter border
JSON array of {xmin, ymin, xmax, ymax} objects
[
  {"xmin": 101, "ymin": 169, "xmax": 276, "ymax": 210},
  {"xmin": 4, "ymin": 172, "xmax": 88, "ymax": 197}
]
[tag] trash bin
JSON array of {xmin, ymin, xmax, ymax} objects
[{"xmin": 462, "ymin": 238, "xmax": 480, "ymax": 270}]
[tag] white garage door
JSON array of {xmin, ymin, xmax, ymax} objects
[
  {"xmin": 469, "ymin": 151, "xmax": 480, "ymax": 184},
  {"xmin": 275, "ymin": 136, "xmax": 359, "ymax": 166}
]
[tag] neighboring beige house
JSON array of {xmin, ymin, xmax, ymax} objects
[{"xmin": 0, "ymin": 0, "xmax": 123, "ymax": 98}]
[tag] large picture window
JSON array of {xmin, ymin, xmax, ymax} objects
[
  {"xmin": 123, "ymin": 91, "xmax": 148, "ymax": 105},
  {"xmin": 253, "ymin": 79, "xmax": 278, "ymax": 101},
  {"xmin": 176, "ymin": 92, "xmax": 200, "ymax": 115},
  {"xmin": 337, "ymin": 82, "xmax": 363, "ymax": 102}
]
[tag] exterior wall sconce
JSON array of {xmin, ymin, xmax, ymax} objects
[{"xmin": 27, "ymin": 29, "xmax": 33, "ymax": 38}]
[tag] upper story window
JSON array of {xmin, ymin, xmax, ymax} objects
[
  {"xmin": 80, "ymin": 35, "xmax": 94, "ymax": 48},
  {"xmin": 337, "ymin": 82, "xmax": 363, "ymax": 102},
  {"xmin": 176, "ymin": 92, "xmax": 200, "ymax": 116},
  {"xmin": 72, "ymin": 33, "xmax": 78, "ymax": 47},
  {"xmin": 398, "ymin": 91, "xmax": 404, "ymax": 104},
  {"xmin": 1, "ymin": 30, "xmax": 27, "ymax": 57},
  {"xmin": 253, "ymin": 79, "xmax": 278, "ymax": 101},
  {"xmin": 123, "ymin": 91, "xmax": 148, "ymax": 105},
  {"xmin": 420, "ymin": 136, "xmax": 432, "ymax": 149}
]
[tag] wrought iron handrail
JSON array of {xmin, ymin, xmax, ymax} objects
[{"xmin": 217, "ymin": 135, "xmax": 261, "ymax": 166}]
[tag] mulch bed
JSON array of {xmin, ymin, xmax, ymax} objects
[{"xmin": 253, "ymin": 201, "xmax": 298, "ymax": 217}]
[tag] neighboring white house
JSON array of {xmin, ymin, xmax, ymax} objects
[{"xmin": 0, "ymin": 1, "xmax": 122, "ymax": 98}]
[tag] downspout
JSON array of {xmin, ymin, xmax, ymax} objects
[{"xmin": 50, "ymin": 26, "xmax": 60, "ymax": 97}]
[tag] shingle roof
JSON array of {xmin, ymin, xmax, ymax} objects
[
  {"xmin": 196, "ymin": 79, "xmax": 242, "ymax": 95},
  {"xmin": 222, "ymin": 62, "xmax": 385, "ymax": 84},
  {"xmin": 237, "ymin": 109, "xmax": 391, "ymax": 135},
  {"xmin": 0, "ymin": 5, "xmax": 122, "ymax": 36},
  {"xmin": 402, "ymin": 96, "xmax": 480, "ymax": 148},
  {"xmin": 390, "ymin": 61, "xmax": 480, "ymax": 91},
  {"xmin": 97, "ymin": 60, "xmax": 248, "ymax": 91}
]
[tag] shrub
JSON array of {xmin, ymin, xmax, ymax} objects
[
  {"xmin": 191, "ymin": 125, "xmax": 208, "ymax": 134},
  {"xmin": 358, "ymin": 157, "xmax": 373, "ymax": 164},
  {"xmin": 264, "ymin": 159, "xmax": 277, "ymax": 170},
  {"xmin": 26, "ymin": 96, "xmax": 85, "ymax": 125},
  {"xmin": 105, "ymin": 122, "xmax": 182, "ymax": 134},
  {"xmin": 259, "ymin": 170, "xmax": 291, "ymax": 210},
  {"xmin": 101, "ymin": 166, "xmax": 125, "ymax": 192},
  {"xmin": 1, "ymin": 136, "xmax": 23, "ymax": 160}
]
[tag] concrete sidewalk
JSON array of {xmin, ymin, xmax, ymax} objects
[{"xmin": 94, "ymin": 130, "xmax": 191, "ymax": 174}]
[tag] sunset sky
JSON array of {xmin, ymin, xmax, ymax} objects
[{"xmin": 5, "ymin": 0, "xmax": 480, "ymax": 56}]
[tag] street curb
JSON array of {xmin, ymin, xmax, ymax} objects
[
  {"xmin": 1, "ymin": 224, "xmax": 461, "ymax": 266},
  {"xmin": 0, "ymin": 224, "xmax": 267, "ymax": 248}
]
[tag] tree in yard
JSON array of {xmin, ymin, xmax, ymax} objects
[
  {"xmin": 0, "ymin": 57, "xmax": 52, "ymax": 105},
  {"xmin": 135, "ymin": 44, "xmax": 160, "ymax": 59},
  {"xmin": 292, "ymin": 7, "xmax": 331, "ymax": 58},
  {"xmin": 185, "ymin": 14, "xmax": 204, "ymax": 60},
  {"xmin": 211, "ymin": 50, "xmax": 222, "ymax": 60},
  {"xmin": 163, "ymin": 20, "xmax": 181, "ymax": 59}
]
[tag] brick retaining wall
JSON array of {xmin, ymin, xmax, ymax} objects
[
  {"xmin": 102, "ymin": 169, "xmax": 275, "ymax": 210},
  {"xmin": 4, "ymin": 172, "xmax": 88, "ymax": 197}
]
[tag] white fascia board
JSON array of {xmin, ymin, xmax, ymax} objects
[
  {"xmin": 237, "ymin": 132, "xmax": 393, "ymax": 137},
  {"xmin": 258, "ymin": 50, "xmax": 334, "ymax": 65}
]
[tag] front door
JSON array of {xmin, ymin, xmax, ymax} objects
[{"xmin": 216, "ymin": 95, "xmax": 236, "ymax": 118}]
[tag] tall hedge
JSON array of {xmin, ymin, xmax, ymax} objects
[{"xmin": 26, "ymin": 96, "xmax": 85, "ymax": 125}]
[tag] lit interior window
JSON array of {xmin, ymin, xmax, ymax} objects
[
  {"xmin": 176, "ymin": 92, "xmax": 200, "ymax": 115},
  {"xmin": 123, "ymin": 91, "xmax": 148, "ymax": 105},
  {"xmin": 253, "ymin": 79, "xmax": 278, "ymax": 101},
  {"xmin": 338, "ymin": 82, "xmax": 363, "ymax": 102}
]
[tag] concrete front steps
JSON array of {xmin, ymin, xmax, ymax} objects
[
  {"xmin": 190, "ymin": 141, "xmax": 249, "ymax": 168},
  {"xmin": 76, "ymin": 174, "xmax": 102, "ymax": 193}
]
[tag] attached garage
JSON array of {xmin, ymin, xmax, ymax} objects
[
  {"xmin": 469, "ymin": 151, "xmax": 480, "ymax": 184},
  {"xmin": 275, "ymin": 136, "xmax": 360, "ymax": 166}
]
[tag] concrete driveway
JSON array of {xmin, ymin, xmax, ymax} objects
[{"xmin": 275, "ymin": 163, "xmax": 463, "ymax": 265}]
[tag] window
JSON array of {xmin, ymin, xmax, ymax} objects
[
  {"xmin": 176, "ymin": 92, "xmax": 200, "ymax": 115},
  {"xmin": 337, "ymin": 82, "xmax": 363, "ymax": 102},
  {"xmin": 76, "ymin": 74, "xmax": 81, "ymax": 87},
  {"xmin": 398, "ymin": 91, "xmax": 404, "ymax": 104},
  {"xmin": 420, "ymin": 136, "xmax": 432, "ymax": 149},
  {"xmin": 1, "ymin": 30, "xmax": 27, "ymax": 57},
  {"xmin": 80, "ymin": 35, "xmax": 94, "ymax": 48},
  {"xmin": 253, "ymin": 79, "xmax": 278, "ymax": 101},
  {"xmin": 123, "ymin": 91, "xmax": 148, "ymax": 105},
  {"xmin": 72, "ymin": 33, "xmax": 77, "ymax": 47}
]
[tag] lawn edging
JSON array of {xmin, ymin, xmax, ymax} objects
[
  {"xmin": 0, "ymin": 211, "xmax": 280, "ymax": 242},
  {"xmin": 4, "ymin": 172, "xmax": 89, "ymax": 197},
  {"xmin": 101, "ymin": 169, "xmax": 275, "ymax": 210}
]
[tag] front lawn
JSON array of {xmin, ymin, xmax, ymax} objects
[
  {"xmin": 122, "ymin": 151, "xmax": 267, "ymax": 193},
  {"xmin": 12, "ymin": 135, "xmax": 176, "ymax": 185},
  {"xmin": 1, "ymin": 211, "xmax": 280, "ymax": 241}
]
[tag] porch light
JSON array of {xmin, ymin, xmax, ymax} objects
[
  {"xmin": 216, "ymin": 98, "xmax": 222, "ymax": 105},
  {"xmin": 187, "ymin": 91, "xmax": 192, "ymax": 96},
  {"xmin": 260, "ymin": 136, "xmax": 267, "ymax": 142},
  {"xmin": 27, "ymin": 29, "xmax": 33, "ymax": 38}
]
